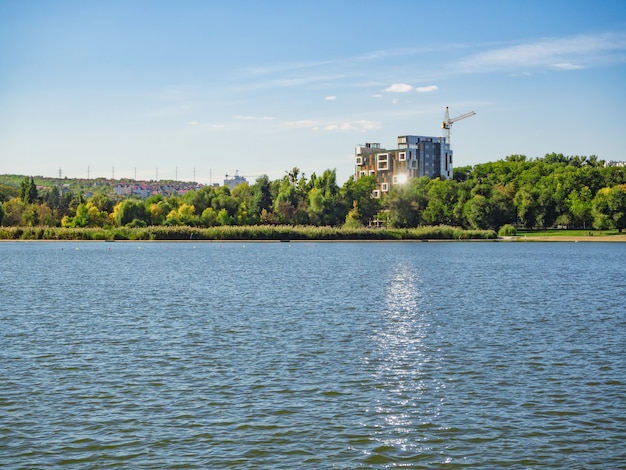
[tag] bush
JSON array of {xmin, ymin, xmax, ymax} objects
[{"xmin": 498, "ymin": 224, "xmax": 517, "ymax": 237}]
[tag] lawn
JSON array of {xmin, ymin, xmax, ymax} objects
[{"xmin": 516, "ymin": 229, "xmax": 621, "ymax": 237}]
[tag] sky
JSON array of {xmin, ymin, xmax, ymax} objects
[{"xmin": 1, "ymin": 0, "xmax": 625, "ymax": 185}]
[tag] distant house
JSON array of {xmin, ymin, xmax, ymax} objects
[{"xmin": 224, "ymin": 173, "xmax": 247, "ymax": 190}]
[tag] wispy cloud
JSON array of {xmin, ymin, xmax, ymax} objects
[
  {"xmin": 324, "ymin": 95, "xmax": 337, "ymax": 101},
  {"xmin": 459, "ymin": 32, "xmax": 626, "ymax": 72},
  {"xmin": 284, "ymin": 119, "xmax": 381, "ymax": 133},
  {"xmin": 416, "ymin": 85, "xmax": 438, "ymax": 93},
  {"xmin": 551, "ymin": 62, "xmax": 584, "ymax": 70}
]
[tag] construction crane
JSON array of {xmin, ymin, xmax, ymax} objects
[{"xmin": 442, "ymin": 106, "xmax": 476, "ymax": 143}]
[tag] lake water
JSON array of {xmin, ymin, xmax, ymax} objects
[{"xmin": 1, "ymin": 241, "xmax": 625, "ymax": 468}]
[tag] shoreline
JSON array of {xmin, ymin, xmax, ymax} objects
[{"xmin": 2, "ymin": 235, "xmax": 625, "ymax": 243}]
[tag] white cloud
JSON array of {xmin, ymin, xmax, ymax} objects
[
  {"xmin": 372, "ymin": 94, "xmax": 384, "ymax": 99},
  {"xmin": 416, "ymin": 85, "xmax": 438, "ymax": 93},
  {"xmin": 324, "ymin": 95, "xmax": 337, "ymax": 101},
  {"xmin": 459, "ymin": 32, "xmax": 626, "ymax": 72},
  {"xmin": 385, "ymin": 83, "xmax": 413, "ymax": 93}
]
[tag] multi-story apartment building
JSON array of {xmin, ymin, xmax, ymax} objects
[{"xmin": 355, "ymin": 135, "xmax": 452, "ymax": 198}]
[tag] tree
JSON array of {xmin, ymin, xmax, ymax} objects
[
  {"xmin": 112, "ymin": 199, "xmax": 147, "ymax": 226},
  {"xmin": 88, "ymin": 193, "xmax": 114, "ymax": 213},
  {"xmin": 592, "ymin": 185, "xmax": 626, "ymax": 231},
  {"xmin": 36, "ymin": 203, "xmax": 56, "ymax": 226},
  {"xmin": 61, "ymin": 202, "xmax": 109, "ymax": 228},
  {"xmin": 19, "ymin": 177, "xmax": 38, "ymax": 204},
  {"xmin": 165, "ymin": 203, "xmax": 199, "ymax": 226},
  {"xmin": 21, "ymin": 204, "xmax": 38, "ymax": 226},
  {"xmin": 340, "ymin": 175, "xmax": 380, "ymax": 225},
  {"xmin": 567, "ymin": 186, "xmax": 593, "ymax": 229},
  {"xmin": 0, "ymin": 184, "xmax": 19, "ymax": 203},
  {"xmin": 2, "ymin": 199, "xmax": 24, "ymax": 226},
  {"xmin": 514, "ymin": 186, "xmax": 539, "ymax": 228},
  {"xmin": 250, "ymin": 175, "xmax": 273, "ymax": 218},
  {"xmin": 464, "ymin": 194, "xmax": 493, "ymax": 230},
  {"xmin": 343, "ymin": 201, "xmax": 363, "ymax": 229},
  {"xmin": 422, "ymin": 178, "xmax": 459, "ymax": 226}
]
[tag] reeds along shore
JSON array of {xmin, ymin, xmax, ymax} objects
[{"xmin": 0, "ymin": 225, "xmax": 497, "ymax": 241}]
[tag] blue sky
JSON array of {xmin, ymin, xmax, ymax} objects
[{"xmin": 1, "ymin": 0, "xmax": 625, "ymax": 184}]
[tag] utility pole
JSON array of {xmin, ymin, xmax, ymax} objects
[{"xmin": 112, "ymin": 166, "xmax": 115, "ymax": 180}]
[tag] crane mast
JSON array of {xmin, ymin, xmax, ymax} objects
[{"xmin": 442, "ymin": 106, "xmax": 475, "ymax": 143}]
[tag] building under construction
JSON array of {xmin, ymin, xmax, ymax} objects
[{"xmin": 355, "ymin": 107, "xmax": 474, "ymax": 197}]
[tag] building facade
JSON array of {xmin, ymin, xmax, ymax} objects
[{"xmin": 355, "ymin": 135, "xmax": 452, "ymax": 197}]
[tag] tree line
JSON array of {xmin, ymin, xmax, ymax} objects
[{"xmin": 1, "ymin": 153, "xmax": 625, "ymax": 232}]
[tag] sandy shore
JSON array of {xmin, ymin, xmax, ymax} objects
[{"xmin": 506, "ymin": 235, "xmax": 626, "ymax": 242}]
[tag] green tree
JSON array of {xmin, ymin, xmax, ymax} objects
[
  {"xmin": 514, "ymin": 186, "xmax": 539, "ymax": 228},
  {"xmin": 592, "ymin": 185, "xmax": 626, "ymax": 231},
  {"xmin": 19, "ymin": 177, "xmax": 38, "ymax": 204},
  {"xmin": 422, "ymin": 178, "xmax": 458, "ymax": 226},
  {"xmin": 250, "ymin": 175, "xmax": 273, "ymax": 219},
  {"xmin": 88, "ymin": 193, "xmax": 114, "ymax": 213},
  {"xmin": 0, "ymin": 184, "xmax": 19, "ymax": 203},
  {"xmin": 2, "ymin": 199, "xmax": 24, "ymax": 226},
  {"xmin": 343, "ymin": 201, "xmax": 363, "ymax": 229},
  {"xmin": 340, "ymin": 175, "xmax": 380, "ymax": 225},
  {"xmin": 37, "ymin": 203, "xmax": 56, "ymax": 226},
  {"xmin": 567, "ymin": 186, "xmax": 593, "ymax": 229},
  {"xmin": 184, "ymin": 187, "xmax": 216, "ymax": 215},
  {"xmin": 21, "ymin": 203, "xmax": 38, "ymax": 226},
  {"xmin": 113, "ymin": 199, "xmax": 147, "ymax": 226},
  {"xmin": 464, "ymin": 194, "xmax": 493, "ymax": 230},
  {"xmin": 165, "ymin": 203, "xmax": 199, "ymax": 226}
]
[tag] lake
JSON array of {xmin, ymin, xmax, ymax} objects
[{"xmin": 1, "ymin": 241, "xmax": 625, "ymax": 468}]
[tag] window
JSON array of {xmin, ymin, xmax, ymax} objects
[
  {"xmin": 381, "ymin": 182, "xmax": 389, "ymax": 192},
  {"xmin": 369, "ymin": 170, "xmax": 376, "ymax": 176},
  {"xmin": 372, "ymin": 190, "xmax": 380, "ymax": 198},
  {"xmin": 377, "ymin": 153, "xmax": 389, "ymax": 171},
  {"xmin": 356, "ymin": 156, "xmax": 363, "ymax": 165},
  {"xmin": 359, "ymin": 171, "xmax": 366, "ymax": 177},
  {"xmin": 399, "ymin": 152, "xmax": 406, "ymax": 161}
]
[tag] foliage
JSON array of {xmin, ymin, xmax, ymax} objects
[
  {"xmin": 498, "ymin": 224, "xmax": 517, "ymax": 237},
  {"xmin": 1, "ymin": 153, "xmax": 625, "ymax": 233},
  {"xmin": 592, "ymin": 185, "xmax": 626, "ymax": 232}
]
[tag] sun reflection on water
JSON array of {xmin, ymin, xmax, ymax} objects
[{"xmin": 369, "ymin": 261, "xmax": 446, "ymax": 456}]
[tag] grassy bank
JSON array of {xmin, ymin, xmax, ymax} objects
[
  {"xmin": 516, "ymin": 229, "xmax": 621, "ymax": 237},
  {"xmin": 0, "ymin": 225, "xmax": 497, "ymax": 241}
]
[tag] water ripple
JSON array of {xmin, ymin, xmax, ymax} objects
[{"xmin": 1, "ymin": 242, "xmax": 625, "ymax": 468}]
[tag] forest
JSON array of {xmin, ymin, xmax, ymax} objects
[{"xmin": 1, "ymin": 153, "xmax": 625, "ymax": 234}]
